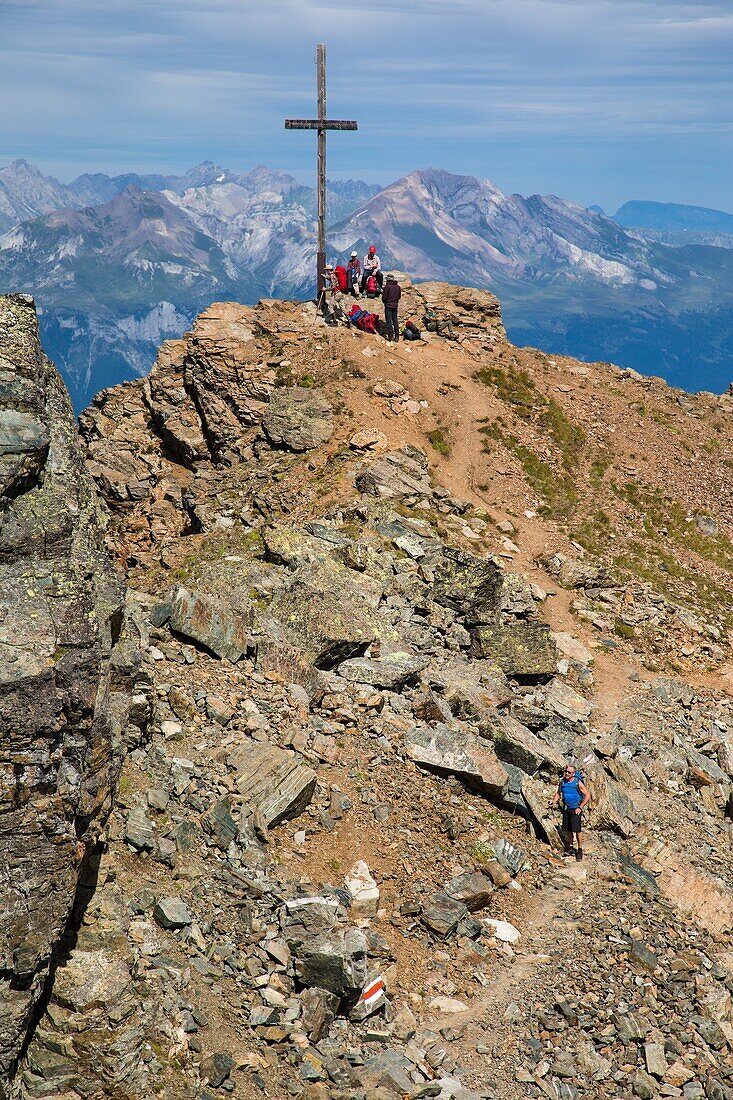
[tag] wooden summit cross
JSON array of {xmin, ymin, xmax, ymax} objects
[{"xmin": 285, "ymin": 44, "xmax": 358, "ymax": 299}]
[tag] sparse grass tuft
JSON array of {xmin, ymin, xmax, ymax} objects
[
  {"xmin": 475, "ymin": 364, "xmax": 586, "ymax": 470},
  {"xmin": 613, "ymin": 618, "xmax": 636, "ymax": 639},
  {"xmin": 428, "ymin": 429, "xmax": 451, "ymax": 456},
  {"xmin": 480, "ymin": 422, "xmax": 578, "ymax": 518}
]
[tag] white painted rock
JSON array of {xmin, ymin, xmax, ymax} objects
[
  {"xmin": 552, "ymin": 631, "xmax": 593, "ymax": 666},
  {"xmin": 345, "ymin": 860, "xmax": 380, "ymax": 917},
  {"xmin": 483, "ymin": 918, "xmax": 521, "ymax": 944}
]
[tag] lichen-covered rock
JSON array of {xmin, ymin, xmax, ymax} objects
[
  {"xmin": 429, "ymin": 658, "xmax": 513, "ymax": 712},
  {"xmin": 265, "ymin": 562, "xmax": 378, "ymax": 669},
  {"xmin": 432, "ymin": 547, "xmax": 503, "ymax": 624},
  {"xmin": 470, "ymin": 620, "xmax": 557, "ymax": 681},
  {"xmin": 0, "ymin": 295, "xmax": 135, "ymax": 1088},
  {"xmin": 337, "ymin": 652, "xmax": 428, "ymax": 690},
  {"xmin": 168, "ymin": 584, "xmax": 254, "ymax": 662}
]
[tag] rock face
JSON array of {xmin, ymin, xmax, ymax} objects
[
  {"xmin": 0, "ymin": 296, "xmax": 134, "ymax": 1090},
  {"xmin": 262, "ymin": 386, "xmax": 333, "ymax": 452}
]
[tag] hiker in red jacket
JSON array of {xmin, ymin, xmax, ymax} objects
[{"xmin": 382, "ymin": 273, "xmax": 402, "ymax": 343}]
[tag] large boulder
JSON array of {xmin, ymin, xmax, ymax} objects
[
  {"xmin": 521, "ymin": 776, "xmax": 565, "ymax": 850},
  {"xmin": 355, "ymin": 445, "xmax": 433, "ymax": 504},
  {"xmin": 227, "ymin": 741, "xmax": 317, "ymax": 827},
  {"xmin": 168, "ymin": 585, "xmax": 254, "ymax": 662},
  {"xmin": 586, "ymin": 768, "xmax": 636, "ymax": 837},
  {"xmin": 404, "ymin": 724, "xmax": 509, "ymax": 801},
  {"xmin": 292, "ymin": 928, "xmax": 369, "ymax": 1004},
  {"xmin": 420, "ymin": 894, "xmax": 471, "ymax": 939},
  {"xmin": 482, "ymin": 714, "xmax": 566, "ymax": 774},
  {"xmin": 266, "ymin": 562, "xmax": 378, "ymax": 669},
  {"xmin": 0, "ymin": 296, "xmax": 135, "ymax": 1087},
  {"xmin": 428, "ymin": 658, "xmax": 513, "ymax": 711},
  {"xmin": 337, "ymin": 652, "xmax": 428, "ymax": 690},
  {"xmin": 282, "ymin": 900, "xmax": 368, "ymax": 1006},
  {"xmin": 443, "ymin": 873, "xmax": 494, "ymax": 912},
  {"xmin": 262, "ymin": 386, "xmax": 333, "ymax": 452},
  {"xmin": 183, "ymin": 302, "xmax": 276, "ymax": 457},
  {"xmin": 433, "ymin": 547, "xmax": 503, "ymax": 624},
  {"xmin": 470, "ymin": 621, "xmax": 557, "ymax": 682},
  {"xmin": 543, "ymin": 680, "xmax": 593, "ymax": 725}
]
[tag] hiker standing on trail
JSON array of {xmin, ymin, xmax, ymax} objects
[
  {"xmin": 382, "ymin": 273, "xmax": 402, "ymax": 343},
  {"xmin": 551, "ymin": 764, "xmax": 590, "ymax": 861},
  {"xmin": 361, "ymin": 245, "xmax": 383, "ymax": 292},
  {"xmin": 347, "ymin": 251, "xmax": 361, "ymax": 296}
]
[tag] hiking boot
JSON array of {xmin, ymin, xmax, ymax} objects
[
  {"xmin": 562, "ymin": 848, "xmax": 573, "ymax": 858},
  {"xmin": 576, "ymin": 848, "xmax": 584, "ymax": 861}
]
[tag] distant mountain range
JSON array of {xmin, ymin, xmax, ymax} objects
[
  {"xmin": 614, "ymin": 200, "xmax": 733, "ymax": 235},
  {"xmin": 1, "ymin": 157, "xmax": 733, "ymax": 407}
]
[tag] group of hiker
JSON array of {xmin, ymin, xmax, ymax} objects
[
  {"xmin": 326, "ymin": 245, "xmax": 383, "ymax": 298},
  {"xmin": 322, "ymin": 243, "xmax": 454, "ymax": 343}
]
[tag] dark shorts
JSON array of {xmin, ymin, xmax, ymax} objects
[{"xmin": 563, "ymin": 808, "xmax": 583, "ymax": 834}]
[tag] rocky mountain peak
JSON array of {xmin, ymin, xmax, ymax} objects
[
  {"xmin": 0, "ymin": 157, "xmax": 43, "ymax": 179},
  {"xmin": 4, "ymin": 280, "xmax": 733, "ymax": 1098}
]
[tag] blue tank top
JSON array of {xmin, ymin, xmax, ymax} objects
[{"xmin": 561, "ymin": 776, "xmax": 583, "ymax": 809}]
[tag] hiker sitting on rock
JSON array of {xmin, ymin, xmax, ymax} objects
[
  {"xmin": 551, "ymin": 764, "xmax": 589, "ymax": 861},
  {"xmin": 422, "ymin": 307, "xmax": 455, "ymax": 339},
  {"xmin": 361, "ymin": 245, "xmax": 383, "ymax": 292}
]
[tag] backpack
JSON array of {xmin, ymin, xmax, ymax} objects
[
  {"xmin": 403, "ymin": 321, "xmax": 421, "ymax": 341},
  {"xmin": 560, "ymin": 772, "xmax": 586, "ymax": 810},
  {"xmin": 357, "ymin": 312, "xmax": 378, "ymax": 334},
  {"xmin": 366, "ymin": 275, "xmax": 378, "ymax": 297},
  {"xmin": 335, "ymin": 265, "xmax": 348, "ymax": 292},
  {"xmin": 348, "ymin": 305, "xmax": 365, "ymax": 323}
]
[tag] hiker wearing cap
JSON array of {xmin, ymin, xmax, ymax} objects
[
  {"xmin": 324, "ymin": 264, "xmax": 346, "ymax": 324},
  {"xmin": 551, "ymin": 765, "xmax": 590, "ymax": 860},
  {"xmin": 361, "ymin": 245, "xmax": 383, "ymax": 292},
  {"xmin": 347, "ymin": 251, "xmax": 362, "ymax": 296},
  {"xmin": 382, "ymin": 273, "xmax": 402, "ymax": 343}
]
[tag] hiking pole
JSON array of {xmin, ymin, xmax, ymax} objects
[{"xmin": 313, "ymin": 288, "xmax": 327, "ymax": 326}]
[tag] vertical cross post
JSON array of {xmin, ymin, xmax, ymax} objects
[
  {"xmin": 286, "ymin": 45, "xmax": 358, "ymax": 301},
  {"xmin": 316, "ymin": 44, "xmax": 327, "ymax": 298}
]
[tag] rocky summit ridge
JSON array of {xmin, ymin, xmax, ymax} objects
[{"xmin": 2, "ymin": 282, "xmax": 733, "ymax": 1100}]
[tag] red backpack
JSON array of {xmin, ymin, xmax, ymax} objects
[
  {"xmin": 358, "ymin": 312, "xmax": 378, "ymax": 334},
  {"xmin": 366, "ymin": 275, "xmax": 378, "ymax": 297},
  {"xmin": 335, "ymin": 265, "xmax": 348, "ymax": 292}
]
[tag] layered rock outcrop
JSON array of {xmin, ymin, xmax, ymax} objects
[{"xmin": 0, "ymin": 296, "xmax": 135, "ymax": 1093}]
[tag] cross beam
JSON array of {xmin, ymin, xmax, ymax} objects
[{"xmin": 285, "ymin": 44, "xmax": 358, "ymax": 299}]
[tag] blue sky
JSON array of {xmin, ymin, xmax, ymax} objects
[{"xmin": 1, "ymin": 0, "xmax": 732, "ymax": 212}]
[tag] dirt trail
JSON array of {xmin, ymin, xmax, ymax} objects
[{"xmin": 430, "ymin": 855, "xmax": 596, "ymax": 1098}]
